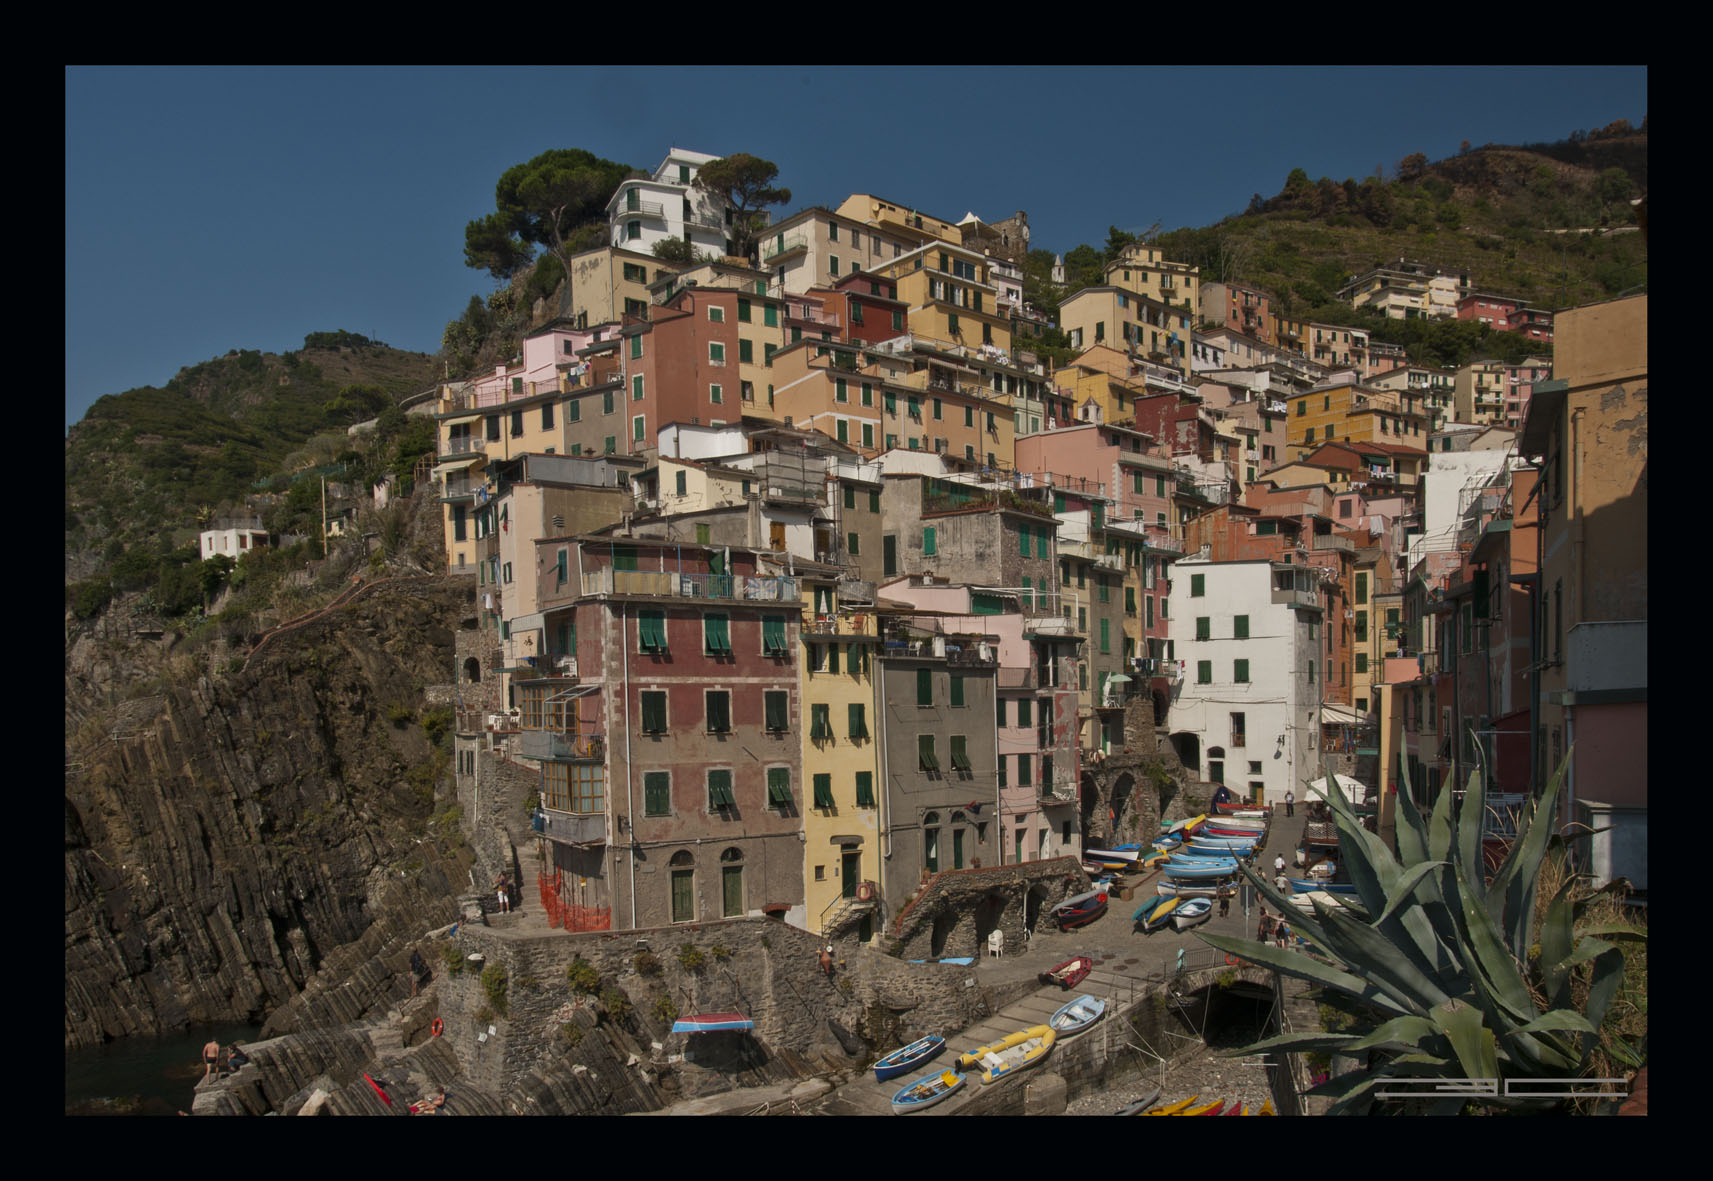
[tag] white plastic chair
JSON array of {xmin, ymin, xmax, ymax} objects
[{"xmin": 987, "ymin": 929, "xmax": 1004, "ymax": 958}]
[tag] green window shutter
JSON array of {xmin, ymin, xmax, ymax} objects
[
  {"xmin": 1125, "ymin": 586, "xmax": 1136, "ymax": 613},
  {"xmin": 1019, "ymin": 527, "xmax": 1030, "ymax": 557},
  {"xmin": 764, "ymin": 615, "xmax": 787, "ymax": 653},
  {"xmin": 848, "ymin": 532, "xmax": 860, "ymax": 556},
  {"xmin": 862, "ymin": 382, "xmax": 874, "ymax": 407},
  {"xmin": 640, "ymin": 610, "xmax": 666, "ymax": 652},
  {"xmin": 704, "ymin": 614, "xmax": 731, "ymax": 653},
  {"xmin": 836, "ymin": 419, "xmax": 848, "ymax": 444},
  {"xmin": 1017, "ymin": 754, "xmax": 1031, "ymax": 786},
  {"xmin": 844, "ymin": 486, "xmax": 856, "ymax": 510},
  {"xmin": 848, "ymin": 703, "xmax": 868, "ymax": 739},
  {"xmin": 916, "ymin": 667, "xmax": 932, "ymax": 706},
  {"xmin": 632, "ymin": 374, "xmax": 644, "ymax": 400},
  {"xmin": 923, "ymin": 526, "xmax": 936, "ymax": 556},
  {"xmin": 706, "ymin": 692, "xmax": 730, "ymax": 732},
  {"xmin": 950, "ymin": 735, "xmax": 971, "ymax": 771},
  {"xmin": 1146, "ymin": 596, "xmax": 1154, "ymax": 627},
  {"xmin": 1196, "ymin": 617, "xmax": 1210, "ymax": 641},
  {"xmin": 1197, "ymin": 660, "xmax": 1212, "ymax": 684},
  {"xmin": 695, "ymin": 523, "xmax": 711, "ymax": 545},
  {"xmin": 1356, "ymin": 573, "xmax": 1368, "ymax": 604},
  {"xmin": 847, "ymin": 642, "xmax": 860, "ymax": 676},
  {"xmin": 708, "ymin": 770, "xmax": 735, "ymax": 810},
  {"xmin": 644, "ymin": 771, "xmax": 671, "ymax": 816},
  {"xmin": 1018, "ymin": 698, "xmax": 1031, "ymax": 727},
  {"xmin": 828, "ymin": 645, "xmax": 840, "ymax": 674},
  {"xmin": 1100, "ymin": 618, "xmax": 1110, "ymax": 653},
  {"xmin": 885, "ymin": 390, "xmax": 897, "ymax": 414},
  {"xmin": 764, "ymin": 304, "xmax": 777, "ymax": 327},
  {"xmin": 630, "ymin": 335, "xmax": 642, "ymax": 359},
  {"xmin": 1036, "ymin": 527, "xmax": 1048, "ymax": 559},
  {"xmin": 811, "ymin": 704, "xmax": 833, "ymax": 740},
  {"xmin": 1355, "ymin": 652, "xmax": 1369, "ymax": 673},
  {"xmin": 1355, "ymin": 611, "xmax": 1368, "ymax": 643},
  {"xmin": 737, "ymin": 298, "xmax": 751, "ymax": 322},
  {"xmin": 862, "ymin": 422, "xmax": 874, "ymax": 448},
  {"xmin": 641, "ymin": 691, "xmax": 666, "ymax": 733},
  {"xmin": 1234, "ymin": 615, "xmax": 1249, "ymax": 639},
  {"xmin": 950, "ymin": 674, "xmax": 965, "ymax": 708},
  {"xmin": 675, "ymin": 470, "xmax": 687, "ymax": 496},
  {"xmin": 918, "ymin": 734, "xmax": 939, "ymax": 771},
  {"xmin": 835, "ymin": 378, "xmax": 847, "ymax": 402},
  {"xmin": 1234, "ymin": 659, "xmax": 1250, "ymax": 683},
  {"xmin": 813, "ymin": 774, "xmax": 834, "ymax": 809},
  {"xmin": 556, "ymin": 550, "xmax": 568, "ymax": 586},
  {"xmin": 765, "ymin": 690, "xmax": 788, "ymax": 732},
  {"xmin": 767, "ymin": 767, "xmax": 792, "ymax": 807},
  {"xmin": 739, "ymin": 339, "xmax": 753, "ymax": 363},
  {"xmin": 854, "ymin": 771, "xmax": 875, "ymax": 807},
  {"xmin": 615, "ymin": 545, "xmax": 639, "ymax": 572},
  {"xmin": 1191, "ymin": 573, "xmax": 1205, "ymax": 597},
  {"xmin": 884, "ymin": 535, "xmax": 897, "ymax": 576}
]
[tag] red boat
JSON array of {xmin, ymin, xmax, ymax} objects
[{"xmin": 1039, "ymin": 955, "xmax": 1093, "ymax": 990}]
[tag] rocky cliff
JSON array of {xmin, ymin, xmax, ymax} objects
[{"xmin": 64, "ymin": 577, "xmax": 475, "ymax": 1050}]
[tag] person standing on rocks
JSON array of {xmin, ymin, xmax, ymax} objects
[
  {"xmin": 819, "ymin": 945, "xmax": 835, "ymax": 977},
  {"xmin": 495, "ymin": 872, "xmax": 511, "ymax": 915},
  {"xmin": 202, "ymin": 1037, "xmax": 221, "ymax": 1082}
]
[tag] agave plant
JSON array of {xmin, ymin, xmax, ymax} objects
[{"xmin": 1196, "ymin": 748, "xmax": 1645, "ymax": 1114}]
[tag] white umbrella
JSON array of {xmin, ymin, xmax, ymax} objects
[{"xmin": 1307, "ymin": 774, "xmax": 1366, "ymax": 801}]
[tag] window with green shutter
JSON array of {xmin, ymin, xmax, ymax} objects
[
  {"xmin": 916, "ymin": 667, "xmax": 932, "ymax": 705},
  {"xmin": 706, "ymin": 691, "xmax": 731, "ymax": 733},
  {"xmin": 1355, "ymin": 611, "xmax": 1368, "ymax": 643},
  {"xmin": 1017, "ymin": 753, "xmax": 1031, "ymax": 786},
  {"xmin": 739, "ymin": 339, "xmax": 753, "ymax": 363},
  {"xmin": 767, "ymin": 767, "xmax": 792, "ymax": 807},
  {"xmin": 1196, "ymin": 617, "xmax": 1211, "ymax": 641},
  {"xmin": 696, "ymin": 523, "xmax": 711, "ymax": 545},
  {"xmin": 848, "ymin": 703, "xmax": 868, "ymax": 739},
  {"xmin": 1018, "ymin": 698, "xmax": 1032, "ymax": 727},
  {"xmin": 1355, "ymin": 652, "xmax": 1368, "ymax": 674},
  {"xmin": 765, "ymin": 690, "xmax": 788, "ymax": 732},
  {"xmin": 641, "ymin": 691, "xmax": 667, "ymax": 733},
  {"xmin": 949, "ymin": 674, "xmax": 965, "ymax": 707},
  {"xmin": 704, "ymin": 614, "xmax": 731, "ymax": 654},
  {"xmin": 923, "ymin": 526, "xmax": 936, "ymax": 556},
  {"xmin": 835, "ymin": 378, "xmax": 847, "ymax": 403},
  {"xmin": 708, "ymin": 770, "xmax": 735, "ymax": 810},
  {"xmin": 644, "ymin": 771, "xmax": 671, "ymax": 816},
  {"xmin": 1019, "ymin": 527, "xmax": 1030, "ymax": 557},
  {"xmin": 950, "ymin": 735, "xmax": 971, "ymax": 772},
  {"xmin": 632, "ymin": 374, "xmax": 644, "ymax": 401},
  {"xmin": 764, "ymin": 303, "xmax": 777, "ymax": 327},
  {"xmin": 847, "ymin": 532, "xmax": 860, "ymax": 556},
  {"xmin": 1197, "ymin": 660, "xmax": 1212, "ymax": 684},
  {"xmin": 828, "ymin": 645, "xmax": 840, "ymax": 674},
  {"xmin": 848, "ymin": 642, "xmax": 863, "ymax": 676},
  {"xmin": 1234, "ymin": 659, "xmax": 1250, "ymax": 683},
  {"xmin": 640, "ymin": 610, "xmax": 667, "ymax": 652},
  {"xmin": 811, "ymin": 704, "xmax": 833, "ymax": 740},
  {"xmin": 813, "ymin": 774, "xmax": 834, "ymax": 809},
  {"xmin": 1356, "ymin": 572, "xmax": 1368, "ymax": 604},
  {"xmin": 630, "ymin": 335, "xmax": 642, "ymax": 359},
  {"xmin": 1100, "ymin": 618, "xmax": 1110, "ymax": 653},
  {"xmin": 1125, "ymin": 586, "xmax": 1136, "ymax": 614},
  {"xmin": 634, "ymin": 415, "xmax": 646, "ymax": 442},
  {"xmin": 862, "ymin": 422, "xmax": 874, "ymax": 448},
  {"xmin": 1234, "ymin": 615, "xmax": 1249, "ymax": 639},
  {"xmin": 836, "ymin": 419, "xmax": 848, "ymax": 444},
  {"xmin": 737, "ymin": 298, "xmax": 751, "ymax": 323},
  {"xmin": 854, "ymin": 771, "xmax": 875, "ymax": 807},
  {"xmin": 884, "ymin": 535, "xmax": 896, "ymax": 576},
  {"xmin": 556, "ymin": 549, "xmax": 568, "ymax": 586},
  {"xmin": 1191, "ymin": 573, "xmax": 1205, "ymax": 597},
  {"xmin": 675, "ymin": 470, "xmax": 687, "ymax": 496},
  {"xmin": 764, "ymin": 615, "xmax": 787, "ymax": 653},
  {"xmin": 919, "ymin": 734, "xmax": 939, "ymax": 771}
]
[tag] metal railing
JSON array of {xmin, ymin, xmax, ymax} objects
[
  {"xmin": 439, "ymin": 435, "xmax": 489, "ymax": 457},
  {"xmin": 580, "ymin": 568, "xmax": 799, "ymax": 602},
  {"xmin": 622, "ymin": 197, "xmax": 665, "ymax": 219},
  {"xmin": 763, "ymin": 235, "xmax": 808, "ymax": 261}
]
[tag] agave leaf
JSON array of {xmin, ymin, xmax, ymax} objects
[
  {"xmin": 1453, "ymin": 862, "xmax": 1540, "ymax": 1027},
  {"xmin": 1574, "ymin": 922, "xmax": 1649, "ymax": 941},
  {"xmin": 1583, "ymin": 945, "xmax": 1629, "ymax": 1039},
  {"xmin": 1195, "ymin": 931, "xmax": 1411, "ymax": 1015},
  {"xmin": 1511, "ymin": 1010, "xmax": 1597, "ymax": 1037},
  {"xmin": 1563, "ymin": 935, "xmax": 1619, "ymax": 969},
  {"xmin": 1393, "ymin": 759, "xmax": 1431, "ymax": 865},
  {"xmin": 1539, "ymin": 870, "xmax": 1580, "ymax": 1010},
  {"xmin": 1458, "ymin": 748, "xmax": 1488, "ymax": 909},
  {"xmin": 1431, "ymin": 999, "xmax": 1499, "ymax": 1084},
  {"xmin": 1497, "ymin": 753, "xmax": 1566, "ymax": 954},
  {"xmin": 1605, "ymin": 1037, "xmax": 1643, "ymax": 1069},
  {"xmin": 1374, "ymin": 860, "xmax": 1448, "ymax": 926},
  {"xmin": 1427, "ymin": 771, "xmax": 1456, "ymax": 862},
  {"xmin": 1310, "ymin": 901, "xmax": 1455, "ymax": 1013},
  {"xmin": 1223, "ymin": 1031, "xmax": 1360, "ymax": 1056},
  {"xmin": 1321, "ymin": 1053, "xmax": 1462, "ymax": 1116},
  {"xmin": 1496, "ymin": 1025, "xmax": 1583, "ymax": 1075},
  {"xmin": 1341, "ymin": 1015, "xmax": 1439, "ymax": 1053}
]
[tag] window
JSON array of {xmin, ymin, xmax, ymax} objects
[
  {"xmin": 950, "ymin": 735, "xmax": 972, "ymax": 773},
  {"xmin": 830, "ymin": 256, "xmax": 840, "ymax": 276},
  {"xmin": 1234, "ymin": 659, "xmax": 1250, "ymax": 683},
  {"xmin": 739, "ymin": 339, "xmax": 753, "ymax": 364},
  {"xmin": 767, "ymin": 767, "xmax": 793, "ymax": 808},
  {"xmin": 848, "ymin": 703, "xmax": 868, "ymax": 740},
  {"xmin": 1196, "ymin": 617, "xmax": 1211, "ymax": 642},
  {"xmin": 640, "ymin": 690, "xmax": 667, "ymax": 733},
  {"xmin": 1017, "ymin": 754, "xmax": 1032, "ymax": 787},
  {"xmin": 813, "ymin": 773, "xmax": 834, "ymax": 809},
  {"xmin": 919, "ymin": 734, "xmax": 940, "ymax": 772},
  {"xmin": 627, "ymin": 221, "xmax": 641, "ymax": 241},
  {"xmin": 810, "ymin": 704, "xmax": 833, "ymax": 740},
  {"xmin": 1197, "ymin": 660, "xmax": 1213, "ymax": 684},
  {"xmin": 916, "ymin": 667, "xmax": 933, "ymax": 706},
  {"xmin": 705, "ymin": 690, "xmax": 731, "ymax": 733},
  {"xmin": 847, "ymin": 532, "xmax": 860, "ymax": 556},
  {"xmin": 854, "ymin": 771, "xmax": 875, "ymax": 807},
  {"xmin": 923, "ymin": 526, "xmax": 936, "ymax": 557},
  {"xmin": 644, "ymin": 771, "xmax": 671, "ymax": 816},
  {"xmin": 704, "ymin": 614, "xmax": 731, "ymax": 655},
  {"xmin": 709, "ymin": 342, "xmax": 725, "ymax": 364},
  {"xmin": 765, "ymin": 690, "xmax": 788, "ymax": 732},
  {"xmin": 707, "ymin": 770, "xmax": 735, "ymax": 811},
  {"xmin": 950, "ymin": 673, "xmax": 965, "ymax": 708},
  {"xmin": 1234, "ymin": 615, "xmax": 1249, "ymax": 639},
  {"xmin": 763, "ymin": 615, "xmax": 787, "ymax": 654},
  {"xmin": 633, "ymin": 415, "xmax": 646, "ymax": 442},
  {"xmin": 674, "ymin": 470, "xmax": 687, "ymax": 497},
  {"xmin": 1191, "ymin": 573, "xmax": 1205, "ymax": 597},
  {"xmin": 1100, "ymin": 618, "xmax": 1110, "ymax": 654}
]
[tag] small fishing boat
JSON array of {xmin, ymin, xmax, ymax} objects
[
  {"xmin": 1162, "ymin": 814, "xmax": 1208, "ymax": 834},
  {"xmin": 670, "ymin": 1012, "xmax": 755, "ymax": 1034},
  {"xmin": 1048, "ymin": 994, "xmax": 1107, "ymax": 1038},
  {"xmin": 873, "ymin": 1034, "xmax": 946, "ymax": 1082},
  {"xmin": 1223, "ymin": 1101, "xmax": 1246, "ymax": 1116},
  {"xmin": 1084, "ymin": 847, "xmax": 1142, "ymax": 864},
  {"xmin": 1152, "ymin": 834, "xmax": 1182, "ymax": 850},
  {"xmin": 1188, "ymin": 833, "xmax": 1260, "ymax": 848},
  {"xmin": 1039, "ymin": 955, "xmax": 1093, "ymax": 989},
  {"xmin": 1141, "ymin": 1094, "xmax": 1199, "ymax": 1116},
  {"xmin": 1155, "ymin": 881, "xmax": 1223, "ymax": 898},
  {"xmin": 1214, "ymin": 800, "xmax": 1264, "ymax": 815},
  {"xmin": 1288, "ymin": 878, "xmax": 1359, "ymax": 895},
  {"xmin": 1181, "ymin": 840, "xmax": 1255, "ymax": 856},
  {"xmin": 891, "ymin": 1068, "xmax": 965, "ymax": 1114},
  {"xmin": 906, "ymin": 956, "xmax": 976, "ymax": 965},
  {"xmin": 1163, "ymin": 859, "xmax": 1240, "ymax": 879},
  {"xmin": 1170, "ymin": 898, "xmax": 1214, "ymax": 931},
  {"xmin": 1203, "ymin": 820, "xmax": 1266, "ymax": 836},
  {"xmin": 1135, "ymin": 894, "xmax": 1182, "ymax": 930},
  {"xmin": 1115, "ymin": 1086, "xmax": 1163, "ymax": 1116},
  {"xmin": 1182, "ymin": 1098, "xmax": 1227, "ymax": 1116},
  {"xmin": 1255, "ymin": 1100, "xmax": 1275, "ymax": 1115},
  {"xmin": 1288, "ymin": 890, "xmax": 1343, "ymax": 913},
  {"xmin": 1050, "ymin": 889, "xmax": 1109, "ymax": 931},
  {"xmin": 956, "ymin": 1025, "xmax": 1056, "ymax": 1084}
]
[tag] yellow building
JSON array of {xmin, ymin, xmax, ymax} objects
[
  {"xmin": 1285, "ymin": 381, "xmax": 1431, "ymax": 458},
  {"xmin": 835, "ymin": 194, "xmax": 962, "ymax": 248},
  {"xmin": 797, "ymin": 575, "xmax": 883, "ymax": 938},
  {"xmin": 568, "ymin": 245, "xmax": 682, "ymax": 326},
  {"xmin": 1105, "ymin": 242, "xmax": 1199, "ymax": 316},
  {"xmin": 1057, "ymin": 287, "xmax": 1193, "ymax": 378},
  {"xmin": 873, "ymin": 242, "xmax": 1013, "ymax": 354}
]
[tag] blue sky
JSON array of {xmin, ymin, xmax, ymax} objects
[{"xmin": 64, "ymin": 65, "xmax": 1646, "ymax": 428}]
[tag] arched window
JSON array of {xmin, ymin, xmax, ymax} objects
[
  {"xmin": 719, "ymin": 847, "xmax": 745, "ymax": 918},
  {"xmin": 670, "ymin": 850, "xmax": 695, "ymax": 923},
  {"xmin": 923, "ymin": 811, "xmax": 941, "ymax": 873},
  {"xmin": 463, "ymin": 656, "xmax": 481, "ymax": 683},
  {"xmin": 1207, "ymin": 745, "xmax": 1226, "ymax": 786}
]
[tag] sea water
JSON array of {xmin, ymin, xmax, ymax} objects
[{"xmin": 65, "ymin": 1023, "xmax": 263, "ymax": 1115}]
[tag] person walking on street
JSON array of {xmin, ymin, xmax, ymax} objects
[
  {"xmin": 1274, "ymin": 852, "xmax": 1286, "ymax": 877},
  {"xmin": 1285, "ymin": 788, "xmax": 1294, "ymax": 817},
  {"xmin": 1218, "ymin": 890, "xmax": 1230, "ymax": 920},
  {"xmin": 1256, "ymin": 907, "xmax": 1272, "ymax": 943}
]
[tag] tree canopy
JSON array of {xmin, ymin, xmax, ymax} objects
[
  {"xmin": 693, "ymin": 153, "xmax": 790, "ymax": 260},
  {"xmin": 463, "ymin": 149, "xmax": 636, "ymax": 283}
]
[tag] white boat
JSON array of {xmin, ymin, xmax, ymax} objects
[{"xmin": 1170, "ymin": 898, "xmax": 1214, "ymax": 930}]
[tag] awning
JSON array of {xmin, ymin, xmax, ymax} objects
[
  {"xmin": 1308, "ymin": 774, "xmax": 1367, "ymax": 800},
  {"xmin": 438, "ymin": 409, "xmax": 485, "ymax": 425},
  {"xmin": 1106, "ymin": 674, "xmax": 1132, "ymax": 684},
  {"xmin": 1320, "ymin": 703, "xmax": 1372, "ymax": 727},
  {"xmin": 431, "ymin": 457, "xmax": 481, "ymax": 477}
]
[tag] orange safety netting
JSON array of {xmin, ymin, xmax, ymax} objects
[{"xmin": 538, "ymin": 869, "xmax": 611, "ymax": 932}]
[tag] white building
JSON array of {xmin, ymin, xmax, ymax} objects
[
  {"xmin": 606, "ymin": 148, "xmax": 734, "ymax": 260},
  {"xmin": 199, "ymin": 519, "xmax": 269, "ymax": 562},
  {"xmin": 1166, "ymin": 557, "xmax": 1325, "ymax": 807}
]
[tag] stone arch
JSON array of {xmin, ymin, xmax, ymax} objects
[
  {"xmin": 1110, "ymin": 772, "xmax": 1138, "ymax": 839},
  {"xmin": 1080, "ymin": 773, "xmax": 1099, "ymax": 843},
  {"xmin": 1207, "ymin": 746, "xmax": 1226, "ymax": 786},
  {"xmin": 1170, "ymin": 731, "xmax": 1201, "ymax": 774},
  {"xmin": 930, "ymin": 908, "xmax": 959, "ymax": 958},
  {"xmin": 1024, "ymin": 883, "xmax": 1053, "ymax": 935},
  {"xmin": 1151, "ymin": 688, "xmax": 1169, "ymax": 725},
  {"xmin": 463, "ymin": 656, "xmax": 481, "ymax": 683},
  {"xmin": 973, "ymin": 891, "xmax": 1008, "ymax": 945}
]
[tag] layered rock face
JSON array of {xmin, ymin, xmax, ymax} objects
[{"xmin": 64, "ymin": 579, "xmax": 474, "ymax": 1050}]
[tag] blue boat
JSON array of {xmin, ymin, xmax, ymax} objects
[
  {"xmin": 1178, "ymin": 842, "xmax": 1252, "ymax": 858},
  {"xmin": 671, "ymin": 1012, "xmax": 755, "ymax": 1033},
  {"xmin": 1134, "ymin": 894, "xmax": 1182, "ymax": 930},
  {"xmin": 1049, "ymin": 995, "xmax": 1107, "ymax": 1038},
  {"xmin": 1289, "ymin": 878, "xmax": 1359, "ymax": 895},
  {"xmin": 1163, "ymin": 860, "xmax": 1239, "ymax": 879},
  {"xmin": 891, "ymin": 1068, "xmax": 966, "ymax": 1114},
  {"xmin": 873, "ymin": 1034, "xmax": 946, "ymax": 1082}
]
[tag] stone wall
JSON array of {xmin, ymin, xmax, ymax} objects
[
  {"xmin": 444, "ymin": 916, "xmax": 1000, "ymax": 1109},
  {"xmin": 890, "ymin": 858, "xmax": 1089, "ymax": 960}
]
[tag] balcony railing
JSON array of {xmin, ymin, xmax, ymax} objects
[
  {"xmin": 763, "ymin": 235, "xmax": 808, "ymax": 261},
  {"xmin": 1311, "ymin": 534, "xmax": 1355, "ymax": 554},
  {"xmin": 622, "ymin": 198, "xmax": 665, "ymax": 219},
  {"xmin": 997, "ymin": 666, "xmax": 1036, "ymax": 689},
  {"xmin": 581, "ymin": 568, "xmax": 799, "ymax": 602},
  {"xmin": 945, "ymin": 643, "xmax": 998, "ymax": 668},
  {"xmin": 787, "ymin": 304, "xmax": 841, "ymax": 328},
  {"xmin": 440, "ymin": 435, "xmax": 489, "ymax": 457}
]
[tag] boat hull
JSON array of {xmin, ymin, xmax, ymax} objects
[
  {"xmin": 891, "ymin": 1069, "xmax": 965, "ymax": 1113},
  {"xmin": 874, "ymin": 1034, "xmax": 946, "ymax": 1082},
  {"xmin": 1170, "ymin": 899, "xmax": 1213, "ymax": 930},
  {"xmin": 1040, "ymin": 956, "xmax": 1093, "ymax": 989},
  {"xmin": 956, "ymin": 1026, "xmax": 1057, "ymax": 1084},
  {"xmin": 1049, "ymin": 995, "xmax": 1107, "ymax": 1038},
  {"xmin": 1049, "ymin": 890, "xmax": 1109, "ymax": 931}
]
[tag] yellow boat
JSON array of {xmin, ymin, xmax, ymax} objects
[
  {"xmin": 1177, "ymin": 1098, "xmax": 1227, "ymax": 1116},
  {"xmin": 1140, "ymin": 1094, "xmax": 1199, "ymax": 1116},
  {"xmin": 955, "ymin": 1025, "xmax": 1056, "ymax": 1084},
  {"xmin": 1255, "ymin": 1100, "xmax": 1275, "ymax": 1115}
]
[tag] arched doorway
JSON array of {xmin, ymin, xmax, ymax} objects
[
  {"xmin": 1207, "ymin": 746, "xmax": 1226, "ymax": 787},
  {"xmin": 973, "ymin": 892, "xmax": 1007, "ymax": 947},
  {"xmin": 930, "ymin": 909, "xmax": 958, "ymax": 958},
  {"xmin": 719, "ymin": 847, "xmax": 744, "ymax": 918},
  {"xmin": 923, "ymin": 811, "xmax": 941, "ymax": 873},
  {"xmin": 1171, "ymin": 732, "xmax": 1201, "ymax": 774},
  {"xmin": 1025, "ymin": 883, "xmax": 1053, "ymax": 936},
  {"xmin": 463, "ymin": 656, "xmax": 481, "ymax": 683},
  {"xmin": 669, "ymin": 850, "xmax": 695, "ymax": 923}
]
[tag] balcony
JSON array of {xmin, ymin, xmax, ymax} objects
[
  {"xmin": 787, "ymin": 304, "xmax": 841, "ymax": 328},
  {"xmin": 439, "ymin": 435, "xmax": 489, "ymax": 458},
  {"xmin": 621, "ymin": 198, "xmax": 665, "ymax": 220},
  {"xmin": 945, "ymin": 642, "xmax": 999, "ymax": 668},
  {"xmin": 580, "ymin": 569, "xmax": 799, "ymax": 602},
  {"xmin": 764, "ymin": 234, "xmax": 808, "ymax": 261},
  {"xmin": 803, "ymin": 613, "xmax": 873, "ymax": 639},
  {"xmin": 997, "ymin": 666, "xmax": 1036, "ymax": 690},
  {"xmin": 1311, "ymin": 534, "xmax": 1355, "ymax": 554},
  {"xmin": 518, "ymin": 730, "xmax": 606, "ymax": 761},
  {"xmin": 540, "ymin": 807, "xmax": 610, "ymax": 846}
]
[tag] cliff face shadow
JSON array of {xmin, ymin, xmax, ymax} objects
[{"xmin": 682, "ymin": 1030, "xmax": 770, "ymax": 1072}]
